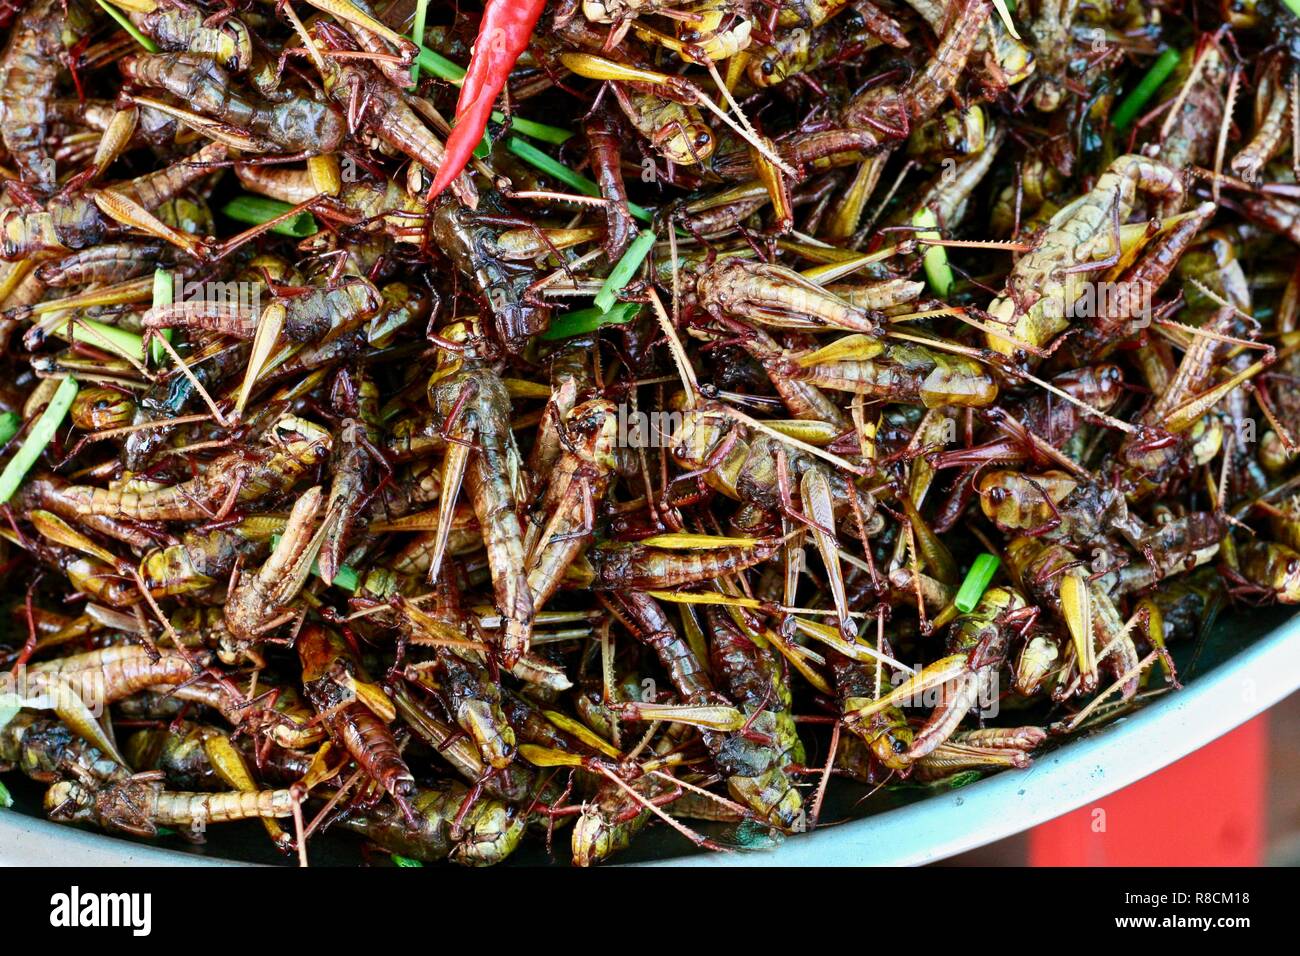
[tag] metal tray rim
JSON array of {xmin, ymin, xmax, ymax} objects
[
  {"xmin": 649, "ymin": 611, "xmax": 1300, "ymax": 866},
  {"xmin": 2, "ymin": 614, "xmax": 1297, "ymax": 867}
]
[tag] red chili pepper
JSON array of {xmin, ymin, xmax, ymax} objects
[{"xmin": 426, "ymin": 0, "xmax": 548, "ymax": 200}]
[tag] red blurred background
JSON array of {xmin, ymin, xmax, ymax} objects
[{"xmin": 946, "ymin": 691, "xmax": 1298, "ymax": 866}]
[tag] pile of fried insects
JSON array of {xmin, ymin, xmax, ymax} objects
[{"xmin": 0, "ymin": 0, "xmax": 1297, "ymax": 866}]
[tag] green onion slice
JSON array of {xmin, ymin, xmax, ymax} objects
[
  {"xmin": 0, "ymin": 377, "xmax": 78, "ymax": 504},
  {"xmin": 94, "ymin": 0, "xmax": 159, "ymax": 52},
  {"xmin": 1112, "ymin": 48, "xmax": 1181, "ymax": 132},
  {"xmin": 410, "ymin": 0, "xmax": 431, "ymax": 84},
  {"xmin": 269, "ymin": 534, "xmax": 359, "ymax": 591},
  {"xmin": 540, "ymin": 302, "xmax": 641, "ymax": 341},
  {"xmin": 912, "ymin": 208, "xmax": 953, "ymax": 299},
  {"xmin": 150, "ymin": 268, "xmax": 174, "ymax": 366},
  {"xmin": 220, "ymin": 196, "xmax": 318, "ymax": 238},
  {"xmin": 0, "ymin": 412, "xmax": 22, "ymax": 449},
  {"xmin": 594, "ymin": 230, "xmax": 656, "ymax": 313},
  {"xmin": 954, "ymin": 553, "xmax": 1000, "ymax": 614},
  {"xmin": 505, "ymin": 137, "xmax": 651, "ymax": 223}
]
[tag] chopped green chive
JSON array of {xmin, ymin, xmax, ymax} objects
[
  {"xmin": 540, "ymin": 302, "xmax": 641, "ymax": 341},
  {"xmin": 151, "ymin": 266, "xmax": 173, "ymax": 307},
  {"xmin": 505, "ymin": 136, "xmax": 597, "ymax": 196},
  {"xmin": 912, "ymin": 208, "xmax": 953, "ymax": 299},
  {"xmin": 324, "ymin": 562, "xmax": 359, "ymax": 592},
  {"xmin": 270, "ymin": 534, "xmax": 359, "ymax": 591},
  {"xmin": 494, "ymin": 115, "xmax": 573, "ymax": 145},
  {"xmin": 594, "ymin": 230, "xmax": 656, "ymax": 313},
  {"xmin": 410, "ymin": 0, "xmax": 431, "ymax": 84},
  {"xmin": 220, "ymin": 195, "xmax": 318, "ymax": 238},
  {"xmin": 150, "ymin": 268, "xmax": 173, "ymax": 367},
  {"xmin": 1112, "ymin": 48, "xmax": 1181, "ymax": 132},
  {"xmin": 505, "ymin": 137, "xmax": 652, "ymax": 223},
  {"xmin": 391, "ymin": 853, "xmax": 424, "ymax": 867},
  {"xmin": 48, "ymin": 316, "xmax": 146, "ymax": 365},
  {"xmin": 0, "ymin": 778, "xmax": 11, "ymax": 809},
  {"xmin": 941, "ymin": 770, "xmax": 984, "ymax": 790},
  {"xmin": 0, "ymin": 377, "xmax": 78, "ymax": 505},
  {"xmin": 408, "ymin": 46, "xmax": 570, "ymax": 162},
  {"xmin": 94, "ymin": 0, "xmax": 160, "ymax": 53},
  {"xmin": 416, "ymin": 45, "xmax": 467, "ymax": 83},
  {"xmin": 954, "ymin": 553, "xmax": 1000, "ymax": 613},
  {"xmin": 0, "ymin": 412, "xmax": 20, "ymax": 448},
  {"xmin": 411, "ymin": 45, "xmax": 572, "ymax": 143}
]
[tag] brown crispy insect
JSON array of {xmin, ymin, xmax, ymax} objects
[{"xmin": 0, "ymin": 0, "xmax": 1290, "ymax": 871}]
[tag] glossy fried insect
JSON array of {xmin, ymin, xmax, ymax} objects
[{"xmin": 0, "ymin": 0, "xmax": 1292, "ymax": 871}]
